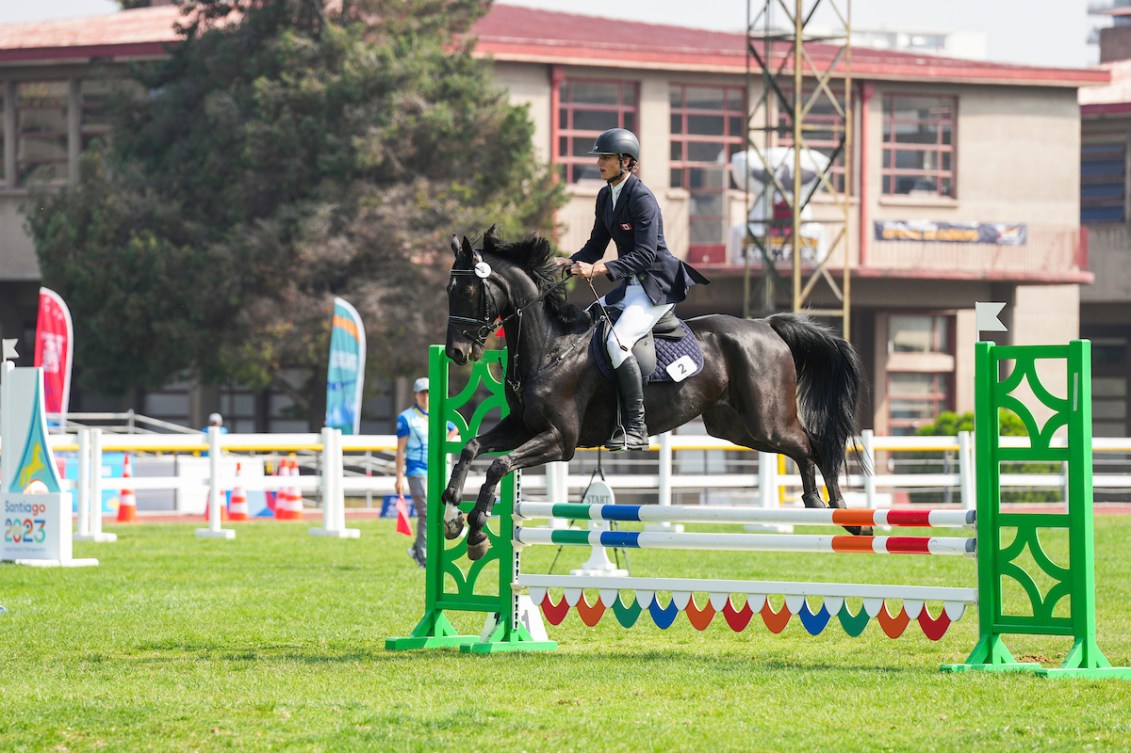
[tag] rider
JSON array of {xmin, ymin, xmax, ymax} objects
[{"xmin": 557, "ymin": 128, "xmax": 709, "ymax": 451}]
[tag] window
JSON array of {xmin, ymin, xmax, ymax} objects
[
  {"xmin": 881, "ymin": 95, "xmax": 956, "ymax": 198},
  {"xmin": 81, "ymin": 79, "xmax": 114, "ymax": 153},
  {"xmin": 888, "ymin": 372, "xmax": 951, "ymax": 436},
  {"xmin": 670, "ymin": 85, "xmax": 746, "ymax": 249},
  {"xmin": 890, "ymin": 314, "xmax": 948, "ymax": 354},
  {"xmin": 1080, "ymin": 142, "xmax": 1126, "ymax": 224},
  {"xmin": 777, "ymin": 83, "xmax": 851, "ymax": 193},
  {"xmin": 557, "ymin": 79, "xmax": 637, "ymax": 183},
  {"xmin": 17, "ymin": 80, "xmax": 69, "ymax": 186},
  {"xmin": 886, "ymin": 313, "xmax": 954, "ymax": 435}
]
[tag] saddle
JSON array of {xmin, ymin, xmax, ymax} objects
[{"xmin": 588, "ymin": 307, "xmax": 705, "ymax": 383}]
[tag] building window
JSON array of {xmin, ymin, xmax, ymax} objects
[
  {"xmin": 17, "ymin": 80, "xmax": 69, "ymax": 186},
  {"xmin": 1080, "ymin": 142, "xmax": 1126, "ymax": 224},
  {"xmin": 670, "ymin": 85, "xmax": 746, "ymax": 252},
  {"xmin": 557, "ymin": 79, "xmax": 638, "ymax": 183},
  {"xmin": 881, "ymin": 95, "xmax": 955, "ymax": 198},
  {"xmin": 888, "ymin": 372, "xmax": 951, "ymax": 436},
  {"xmin": 887, "ymin": 313, "xmax": 953, "ymax": 435},
  {"xmin": 80, "ymin": 79, "xmax": 114, "ymax": 153},
  {"xmin": 777, "ymin": 83, "xmax": 851, "ymax": 194}
]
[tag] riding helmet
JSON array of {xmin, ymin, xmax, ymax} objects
[{"xmin": 587, "ymin": 128, "xmax": 640, "ymax": 161}]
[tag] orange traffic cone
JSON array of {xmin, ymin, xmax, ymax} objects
[
  {"xmin": 229, "ymin": 462, "xmax": 249, "ymax": 521},
  {"xmin": 276, "ymin": 458, "xmax": 301, "ymax": 520},
  {"xmin": 116, "ymin": 454, "xmax": 138, "ymax": 523}
]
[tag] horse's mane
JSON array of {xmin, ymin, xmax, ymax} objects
[{"xmin": 482, "ymin": 227, "xmax": 589, "ymax": 331}]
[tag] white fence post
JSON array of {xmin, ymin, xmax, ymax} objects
[
  {"xmin": 749, "ymin": 451, "xmax": 790, "ymax": 532},
  {"xmin": 75, "ymin": 428, "xmax": 115, "ymax": 543},
  {"xmin": 861, "ymin": 429, "xmax": 877, "ymax": 509},
  {"xmin": 646, "ymin": 431, "xmax": 683, "ymax": 532},
  {"xmin": 76, "ymin": 428, "xmax": 91, "ymax": 539},
  {"xmin": 195, "ymin": 426, "xmax": 235, "ymax": 539},
  {"xmin": 311, "ymin": 427, "xmax": 359, "ymax": 538},
  {"xmin": 545, "ymin": 460, "xmax": 568, "ymax": 529},
  {"xmin": 958, "ymin": 430, "xmax": 976, "ymax": 511}
]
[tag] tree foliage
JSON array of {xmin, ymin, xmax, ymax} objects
[{"xmin": 28, "ymin": 0, "xmax": 564, "ymax": 423}]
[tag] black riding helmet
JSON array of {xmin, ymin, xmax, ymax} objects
[
  {"xmin": 588, "ymin": 128, "xmax": 640, "ymax": 161},
  {"xmin": 588, "ymin": 128, "xmax": 639, "ymax": 182}
]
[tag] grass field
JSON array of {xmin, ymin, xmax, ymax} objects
[{"xmin": 2, "ymin": 516, "xmax": 1131, "ymax": 753}]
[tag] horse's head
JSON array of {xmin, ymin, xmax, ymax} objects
[{"xmin": 445, "ymin": 234, "xmax": 503, "ymax": 365}]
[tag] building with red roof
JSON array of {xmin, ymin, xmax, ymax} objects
[{"xmin": 0, "ymin": 3, "xmax": 1118, "ymax": 435}]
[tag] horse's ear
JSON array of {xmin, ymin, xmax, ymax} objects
[
  {"xmin": 483, "ymin": 225, "xmax": 499, "ymax": 253},
  {"xmin": 450, "ymin": 235, "xmax": 460, "ymax": 257},
  {"xmin": 461, "ymin": 236, "xmax": 474, "ymax": 257}
]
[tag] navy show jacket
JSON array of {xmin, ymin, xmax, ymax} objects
[{"xmin": 570, "ymin": 173, "xmax": 709, "ymax": 306}]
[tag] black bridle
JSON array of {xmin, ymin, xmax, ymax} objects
[
  {"xmin": 447, "ymin": 258, "xmax": 573, "ymax": 405},
  {"xmin": 447, "ymin": 260, "xmax": 571, "ymax": 350},
  {"xmin": 447, "ymin": 265, "xmax": 502, "ymax": 349}
]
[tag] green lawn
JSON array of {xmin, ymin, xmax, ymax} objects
[{"xmin": 2, "ymin": 516, "xmax": 1130, "ymax": 752}]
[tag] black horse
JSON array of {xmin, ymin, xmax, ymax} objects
[{"xmin": 443, "ymin": 228, "xmax": 868, "ymax": 560}]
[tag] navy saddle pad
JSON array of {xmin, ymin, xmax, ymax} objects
[{"xmin": 590, "ymin": 318, "xmax": 704, "ymax": 383}]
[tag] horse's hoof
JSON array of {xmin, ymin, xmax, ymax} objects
[
  {"xmin": 844, "ymin": 525, "xmax": 873, "ymax": 536},
  {"xmin": 466, "ymin": 533, "xmax": 490, "ymax": 561},
  {"xmin": 443, "ymin": 512, "xmax": 465, "ymax": 540}
]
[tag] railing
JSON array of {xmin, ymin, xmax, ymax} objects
[{"xmin": 11, "ymin": 428, "xmax": 1131, "ymax": 520}]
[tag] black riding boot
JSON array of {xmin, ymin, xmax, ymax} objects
[{"xmin": 606, "ymin": 355, "xmax": 650, "ymax": 452}]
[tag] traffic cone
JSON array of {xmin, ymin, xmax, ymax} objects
[
  {"xmin": 289, "ymin": 457, "xmax": 305, "ymax": 519},
  {"xmin": 229, "ymin": 462, "xmax": 249, "ymax": 521},
  {"xmin": 116, "ymin": 454, "xmax": 138, "ymax": 523},
  {"xmin": 276, "ymin": 458, "xmax": 300, "ymax": 520},
  {"xmin": 395, "ymin": 495, "xmax": 414, "ymax": 537}
]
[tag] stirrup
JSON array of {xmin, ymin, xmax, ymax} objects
[{"xmin": 605, "ymin": 425, "xmax": 649, "ymax": 452}]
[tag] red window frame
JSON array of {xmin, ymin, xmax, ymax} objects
[
  {"xmin": 556, "ymin": 78, "xmax": 638, "ymax": 184},
  {"xmin": 670, "ymin": 84, "xmax": 747, "ymax": 259},
  {"xmin": 881, "ymin": 94, "xmax": 956, "ymax": 198}
]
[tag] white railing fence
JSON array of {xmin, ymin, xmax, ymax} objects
[{"xmin": 8, "ymin": 428, "xmax": 1129, "ymax": 533}]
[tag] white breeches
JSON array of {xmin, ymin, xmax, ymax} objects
[{"xmin": 603, "ymin": 280, "xmax": 674, "ymax": 369}]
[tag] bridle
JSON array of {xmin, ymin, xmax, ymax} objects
[
  {"xmin": 447, "ymin": 255, "xmax": 573, "ymax": 404},
  {"xmin": 447, "ymin": 256, "xmax": 571, "ymax": 351},
  {"xmin": 447, "ymin": 261, "xmax": 501, "ymax": 349}
]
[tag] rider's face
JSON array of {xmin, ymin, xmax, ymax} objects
[{"xmin": 596, "ymin": 153, "xmax": 626, "ymax": 181}]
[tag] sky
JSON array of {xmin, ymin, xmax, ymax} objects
[{"xmin": 0, "ymin": 0, "xmax": 1100, "ymax": 69}]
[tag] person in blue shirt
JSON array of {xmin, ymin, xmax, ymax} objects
[{"xmin": 395, "ymin": 378, "xmax": 457, "ymax": 567}]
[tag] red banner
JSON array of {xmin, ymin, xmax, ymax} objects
[{"xmin": 33, "ymin": 287, "xmax": 73, "ymax": 416}]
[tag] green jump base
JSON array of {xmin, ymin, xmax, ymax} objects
[
  {"xmin": 385, "ymin": 635, "xmax": 481, "ymax": 651},
  {"xmin": 385, "ymin": 611, "xmax": 481, "ymax": 652},
  {"xmin": 940, "ymin": 662, "xmax": 1044, "ymax": 674},
  {"xmin": 460, "ymin": 619, "xmax": 558, "ymax": 654},
  {"xmin": 461, "ymin": 639, "xmax": 558, "ymax": 655}
]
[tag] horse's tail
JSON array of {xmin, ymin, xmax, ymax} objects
[{"xmin": 767, "ymin": 313, "xmax": 866, "ymax": 480}]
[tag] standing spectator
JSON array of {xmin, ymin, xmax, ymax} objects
[
  {"xmin": 203, "ymin": 412, "xmax": 229, "ymax": 434},
  {"xmin": 395, "ymin": 378, "xmax": 457, "ymax": 567}
]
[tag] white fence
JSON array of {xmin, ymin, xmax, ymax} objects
[{"xmin": 10, "ymin": 428, "xmax": 1131, "ymax": 524}]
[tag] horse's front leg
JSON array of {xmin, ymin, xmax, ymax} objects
[
  {"xmin": 441, "ymin": 415, "xmax": 533, "ymax": 540},
  {"xmin": 466, "ymin": 428, "xmax": 567, "ymax": 561}
]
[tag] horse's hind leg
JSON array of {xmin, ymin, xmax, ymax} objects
[
  {"xmin": 818, "ymin": 460, "xmax": 872, "ymax": 537},
  {"xmin": 791, "ymin": 453, "xmax": 871, "ymax": 536}
]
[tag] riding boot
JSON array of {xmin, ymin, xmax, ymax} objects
[{"xmin": 606, "ymin": 355, "xmax": 650, "ymax": 452}]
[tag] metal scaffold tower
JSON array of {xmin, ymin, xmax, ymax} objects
[{"xmin": 743, "ymin": 0, "xmax": 853, "ymax": 335}]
